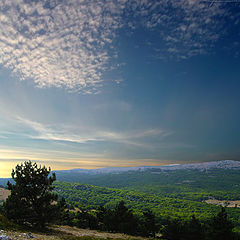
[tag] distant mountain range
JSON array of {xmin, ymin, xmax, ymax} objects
[
  {"xmin": 55, "ymin": 160, "xmax": 240, "ymax": 175},
  {"xmin": 1, "ymin": 160, "xmax": 240, "ymax": 187}
]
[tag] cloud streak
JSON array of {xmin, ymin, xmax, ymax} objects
[{"xmin": 16, "ymin": 116, "xmax": 171, "ymax": 148}]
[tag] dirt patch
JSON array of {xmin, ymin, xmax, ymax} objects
[
  {"xmin": 0, "ymin": 225, "xmax": 148, "ymax": 240},
  {"xmin": 0, "ymin": 188, "xmax": 10, "ymax": 201},
  {"xmin": 205, "ymin": 199, "xmax": 240, "ymax": 208},
  {"xmin": 52, "ymin": 225, "xmax": 148, "ymax": 240}
]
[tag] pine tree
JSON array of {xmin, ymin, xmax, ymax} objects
[
  {"xmin": 207, "ymin": 207, "xmax": 234, "ymax": 240},
  {"xmin": 184, "ymin": 215, "xmax": 205, "ymax": 240},
  {"xmin": 161, "ymin": 218, "xmax": 184, "ymax": 240},
  {"xmin": 96, "ymin": 206, "xmax": 108, "ymax": 230},
  {"xmin": 4, "ymin": 161, "xmax": 63, "ymax": 228},
  {"xmin": 142, "ymin": 210, "xmax": 158, "ymax": 237},
  {"xmin": 113, "ymin": 201, "xmax": 137, "ymax": 234}
]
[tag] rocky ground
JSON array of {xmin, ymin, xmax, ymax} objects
[
  {"xmin": 0, "ymin": 225, "xmax": 148, "ymax": 240},
  {"xmin": 0, "ymin": 188, "xmax": 10, "ymax": 202}
]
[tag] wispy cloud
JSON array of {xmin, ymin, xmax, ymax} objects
[
  {"xmin": 16, "ymin": 116, "xmax": 171, "ymax": 148},
  {"xmin": 16, "ymin": 116, "xmax": 100, "ymax": 143},
  {"xmin": 0, "ymin": 144, "xmax": 105, "ymax": 161}
]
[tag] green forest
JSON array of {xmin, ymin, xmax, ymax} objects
[
  {"xmin": 53, "ymin": 180, "xmax": 240, "ymax": 224},
  {"xmin": 50, "ymin": 167, "xmax": 240, "ymax": 239},
  {"xmin": 51, "ymin": 168, "xmax": 240, "ymax": 236}
]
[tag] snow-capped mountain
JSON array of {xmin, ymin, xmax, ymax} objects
[{"xmin": 56, "ymin": 160, "xmax": 240, "ymax": 175}]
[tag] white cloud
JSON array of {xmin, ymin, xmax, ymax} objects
[
  {"xmin": 126, "ymin": 0, "xmax": 237, "ymax": 59},
  {"xmin": 0, "ymin": 0, "xmax": 126, "ymax": 93},
  {"xmin": 0, "ymin": 0, "xmax": 237, "ymax": 92}
]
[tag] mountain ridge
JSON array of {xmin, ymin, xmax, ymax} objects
[
  {"xmin": 55, "ymin": 159, "xmax": 240, "ymax": 175},
  {"xmin": 1, "ymin": 160, "xmax": 239, "ymax": 186}
]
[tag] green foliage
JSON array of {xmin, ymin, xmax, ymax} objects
[
  {"xmin": 4, "ymin": 161, "xmax": 64, "ymax": 228},
  {"xmin": 53, "ymin": 170, "xmax": 240, "ymax": 238},
  {"xmin": 160, "ymin": 209, "xmax": 239, "ymax": 240},
  {"xmin": 54, "ymin": 181, "xmax": 240, "ymax": 222},
  {"xmin": 53, "ymin": 168, "xmax": 240, "ymax": 225},
  {"xmin": 57, "ymin": 200, "xmax": 240, "ymax": 239},
  {"xmin": 56, "ymin": 168, "xmax": 240, "ymax": 198},
  {"xmin": 74, "ymin": 210, "xmax": 97, "ymax": 230},
  {"xmin": 62, "ymin": 201, "xmax": 155, "ymax": 237}
]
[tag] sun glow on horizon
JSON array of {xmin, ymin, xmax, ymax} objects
[{"xmin": 0, "ymin": 156, "xmax": 175, "ymax": 178}]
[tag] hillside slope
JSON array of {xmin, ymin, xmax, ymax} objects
[{"xmin": 0, "ymin": 225, "xmax": 147, "ymax": 240}]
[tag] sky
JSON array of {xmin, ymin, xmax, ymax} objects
[{"xmin": 0, "ymin": 0, "xmax": 240, "ymax": 177}]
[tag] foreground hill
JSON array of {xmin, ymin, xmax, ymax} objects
[{"xmin": 0, "ymin": 224, "xmax": 147, "ymax": 240}]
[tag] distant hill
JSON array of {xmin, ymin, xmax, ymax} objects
[
  {"xmin": 53, "ymin": 160, "xmax": 240, "ymax": 185},
  {"xmin": 0, "ymin": 178, "xmax": 12, "ymax": 188},
  {"xmin": 1, "ymin": 160, "xmax": 240, "ymax": 187},
  {"xmin": 53, "ymin": 163, "xmax": 240, "ymax": 221},
  {"xmin": 56, "ymin": 160, "xmax": 240, "ymax": 175}
]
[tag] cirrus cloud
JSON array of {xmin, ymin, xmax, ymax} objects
[{"xmin": 16, "ymin": 115, "xmax": 172, "ymax": 149}]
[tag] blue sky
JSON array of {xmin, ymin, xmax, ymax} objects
[{"xmin": 0, "ymin": 0, "xmax": 239, "ymax": 177}]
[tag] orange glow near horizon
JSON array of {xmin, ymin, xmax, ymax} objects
[{"xmin": 0, "ymin": 158, "xmax": 174, "ymax": 178}]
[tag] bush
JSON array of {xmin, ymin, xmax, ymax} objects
[{"xmin": 0, "ymin": 213, "xmax": 17, "ymax": 230}]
